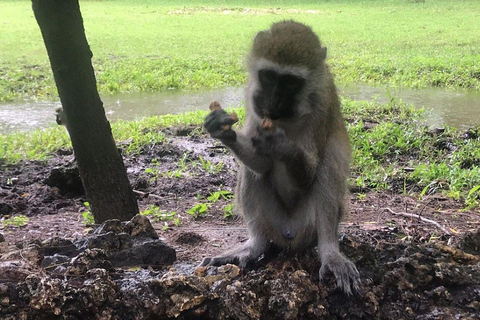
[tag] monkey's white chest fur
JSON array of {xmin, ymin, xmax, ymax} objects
[{"xmin": 271, "ymin": 161, "xmax": 301, "ymax": 207}]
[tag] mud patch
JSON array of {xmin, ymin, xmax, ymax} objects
[{"xmin": 1, "ymin": 125, "xmax": 480, "ymax": 319}]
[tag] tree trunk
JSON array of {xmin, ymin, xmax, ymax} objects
[{"xmin": 32, "ymin": 0, "xmax": 139, "ymax": 223}]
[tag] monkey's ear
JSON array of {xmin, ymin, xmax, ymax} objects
[
  {"xmin": 254, "ymin": 31, "xmax": 269, "ymax": 47},
  {"xmin": 320, "ymin": 47, "xmax": 327, "ymax": 60}
]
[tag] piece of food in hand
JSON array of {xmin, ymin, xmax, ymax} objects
[
  {"xmin": 209, "ymin": 101, "xmax": 222, "ymax": 111},
  {"xmin": 208, "ymin": 101, "xmax": 238, "ymax": 130},
  {"xmin": 260, "ymin": 117, "xmax": 275, "ymax": 131}
]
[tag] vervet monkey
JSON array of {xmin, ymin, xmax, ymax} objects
[
  {"xmin": 55, "ymin": 107, "xmax": 66, "ymax": 126},
  {"xmin": 202, "ymin": 20, "xmax": 360, "ymax": 294}
]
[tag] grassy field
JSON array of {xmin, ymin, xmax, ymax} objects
[
  {"xmin": 1, "ymin": 0, "xmax": 479, "ymax": 207},
  {"xmin": 1, "ymin": 0, "xmax": 479, "ymax": 102}
]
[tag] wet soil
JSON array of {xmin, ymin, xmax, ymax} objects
[{"xmin": 1, "ymin": 125, "xmax": 480, "ymax": 319}]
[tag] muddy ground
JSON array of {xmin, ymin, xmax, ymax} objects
[{"xmin": 1, "ymin": 125, "xmax": 480, "ymax": 319}]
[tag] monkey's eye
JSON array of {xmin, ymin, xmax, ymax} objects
[{"xmin": 258, "ymin": 69, "xmax": 278, "ymax": 84}]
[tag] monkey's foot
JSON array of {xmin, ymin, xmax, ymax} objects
[
  {"xmin": 200, "ymin": 243, "xmax": 263, "ymax": 268},
  {"xmin": 319, "ymin": 252, "xmax": 361, "ymax": 295}
]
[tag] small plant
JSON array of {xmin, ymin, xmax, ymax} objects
[
  {"xmin": 145, "ymin": 158, "xmax": 161, "ymax": 181},
  {"xmin": 464, "ymin": 185, "xmax": 480, "ymax": 210},
  {"xmin": 173, "ymin": 217, "xmax": 181, "ymax": 226},
  {"xmin": 178, "ymin": 152, "xmax": 189, "ymax": 170},
  {"xmin": 2, "ymin": 215, "xmax": 30, "ymax": 228},
  {"xmin": 355, "ymin": 193, "xmax": 367, "ymax": 201},
  {"xmin": 141, "ymin": 205, "xmax": 177, "ymax": 222},
  {"xmin": 223, "ymin": 203, "xmax": 235, "ymax": 218},
  {"xmin": 197, "ymin": 156, "xmax": 224, "ymax": 174},
  {"xmin": 82, "ymin": 202, "xmax": 95, "ymax": 225},
  {"xmin": 207, "ymin": 190, "xmax": 233, "ymax": 203},
  {"xmin": 187, "ymin": 203, "xmax": 208, "ymax": 219},
  {"xmin": 165, "ymin": 169, "xmax": 184, "ymax": 179},
  {"xmin": 163, "ymin": 153, "xmax": 190, "ymax": 179}
]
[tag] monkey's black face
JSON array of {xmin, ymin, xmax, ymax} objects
[{"xmin": 253, "ymin": 69, "xmax": 306, "ymax": 120}]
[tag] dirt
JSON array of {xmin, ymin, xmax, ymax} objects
[{"xmin": 1, "ymin": 125, "xmax": 480, "ymax": 319}]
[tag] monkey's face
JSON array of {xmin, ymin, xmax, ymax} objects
[{"xmin": 253, "ymin": 68, "xmax": 306, "ymax": 120}]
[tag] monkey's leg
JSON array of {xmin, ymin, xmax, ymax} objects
[
  {"xmin": 316, "ymin": 202, "xmax": 361, "ymax": 295},
  {"xmin": 200, "ymin": 236, "xmax": 268, "ymax": 268}
]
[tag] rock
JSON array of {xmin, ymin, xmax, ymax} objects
[
  {"xmin": 133, "ymin": 177, "xmax": 149, "ymax": 191},
  {"xmin": 81, "ymin": 268, "xmax": 117, "ymax": 307},
  {"xmin": 194, "ymin": 264, "xmax": 241, "ymax": 287},
  {"xmin": 433, "ymin": 138, "xmax": 457, "ymax": 152},
  {"xmin": 40, "ymin": 237, "xmax": 78, "ymax": 257},
  {"xmin": 461, "ymin": 128, "xmax": 479, "ymax": 140},
  {"xmin": 76, "ymin": 231, "xmax": 133, "ymax": 252},
  {"xmin": 0, "ymin": 260, "xmax": 40, "ymax": 282},
  {"xmin": 26, "ymin": 275, "xmax": 70, "ymax": 316},
  {"xmin": 125, "ymin": 214, "xmax": 159, "ymax": 239},
  {"xmin": 110, "ymin": 238, "xmax": 176, "ymax": 268},
  {"xmin": 1, "ymin": 238, "xmax": 480, "ymax": 319},
  {"xmin": 43, "ymin": 167, "xmax": 84, "ymax": 196},
  {"xmin": 1, "ymin": 243, "xmax": 42, "ymax": 265},
  {"xmin": 149, "ymin": 270, "xmax": 210, "ymax": 318},
  {"xmin": 66, "ymin": 249, "xmax": 112, "ymax": 276},
  {"xmin": 93, "ymin": 219, "xmax": 125, "ymax": 235},
  {"xmin": 40, "ymin": 254, "xmax": 70, "ymax": 274},
  {"xmin": 0, "ymin": 203, "xmax": 13, "ymax": 217},
  {"xmin": 0, "ymin": 233, "xmax": 7, "ymax": 254},
  {"xmin": 72, "ymin": 216, "xmax": 175, "ymax": 269},
  {"xmin": 459, "ymin": 229, "xmax": 480, "ymax": 255}
]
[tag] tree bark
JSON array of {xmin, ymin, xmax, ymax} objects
[{"xmin": 32, "ymin": 0, "xmax": 139, "ymax": 223}]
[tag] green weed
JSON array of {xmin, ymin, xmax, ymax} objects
[
  {"xmin": 197, "ymin": 156, "xmax": 224, "ymax": 174},
  {"xmin": 207, "ymin": 190, "xmax": 233, "ymax": 203},
  {"xmin": 81, "ymin": 202, "xmax": 95, "ymax": 225},
  {"xmin": 140, "ymin": 205, "xmax": 178, "ymax": 222},
  {"xmin": 187, "ymin": 203, "xmax": 209, "ymax": 219},
  {"xmin": 223, "ymin": 203, "xmax": 235, "ymax": 219},
  {"xmin": 2, "ymin": 215, "xmax": 30, "ymax": 228}
]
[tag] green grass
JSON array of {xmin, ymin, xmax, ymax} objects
[
  {"xmin": 0, "ymin": 109, "xmax": 213, "ymax": 164},
  {"xmin": 1, "ymin": 0, "xmax": 480, "ymax": 101},
  {"xmin": 344, "ymin": 98, "xmax": 480, "ymax": 207},
  {"xmin": 1, "ymin": 0, "xmax": 479, "ymax": 206},
  {"xmin": 1, "ymin": 99, "xmax": 479, "ymax": 207}
]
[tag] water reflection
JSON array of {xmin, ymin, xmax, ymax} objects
[
  {"xmin": 0, "ymin": 85, "xmax": 479, "ymax": 134},
  {"xmin": 339, "ymin": 85, "xmax": 480, "ymax": 129}
]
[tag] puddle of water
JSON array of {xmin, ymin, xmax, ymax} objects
[
  {"xmin": 0, "ymin": 85, "xmax": 479, "ymax": 134},
  {"xmin": 339, "ymin": 85, "xmax": 480, "ymax": 129},
  {"xmin": 0, "ymin": 88, "xmax": 244, "ymax": 134}
]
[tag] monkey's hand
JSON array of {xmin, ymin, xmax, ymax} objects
[
  {"xmin": 251, "ymin": 126, "xmax": 287, "ymax": 156},
  {"xmin": 319, "ymin": 252, "xmax": 361, "ymax": 295},
  {"xmin": 204, "ymin": 109, "xmax": 237, "ymax": 143}
]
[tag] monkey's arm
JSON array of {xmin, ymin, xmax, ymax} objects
[
  {"xmin": 204, "ymin": 110, "xmax": 273, "ymax": 175},
  {"xmin": 227, "ymin": 133, "xmax": 273, "ymax": 175}
]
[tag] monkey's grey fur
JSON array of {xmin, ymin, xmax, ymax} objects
[
  {"xmin": 55, "ymin": 107, "xmax": 66, "ymax": 126},
  {"xmin": 202, "ymin": 20, "xmax": 360, "ymax": 294}
]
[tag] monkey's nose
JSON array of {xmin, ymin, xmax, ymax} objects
[{"xmin": 282, "ymin": 229, "xmax": 296, "ymax": 241}]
